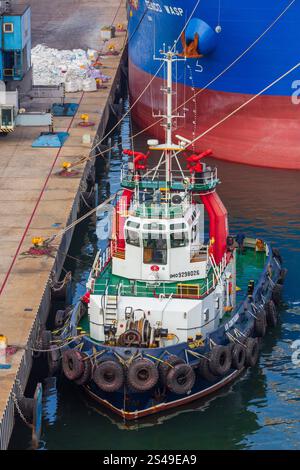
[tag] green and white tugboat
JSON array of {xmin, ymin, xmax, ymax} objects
[{"xmin": 51, "ymin": 48, "xmax": 286, "ymax": 420}]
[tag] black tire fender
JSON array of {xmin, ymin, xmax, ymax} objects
[
  {"xmin": 62, "ymin": 349, "xmax": 85, "ymax": 381},
  {"xmin": 159, "ymin": 354, "xmax": 185, "ymax": 384},
  {"xmin": 93, "ymin": 360, "xmax": 124, "ymax": 392},
  {"xmin": 272, "ymin": 283, "xmax": 283, "ymax": 306},
  {"xmin": 47, "ymin": 345, "xmax": 61, "ymax": 375},
  {"xmin": 245, "ymin": 337, "xmax": 259, "ymax": 367},
  {"xmin": 208, "ymin": 345, "xmax": 232, "ymax": 376},
  {"xmin": 231, "ymin": 343, "xmax": 246, "ymax": 370},
  {"xmin": 41, "ymin": 329, "xmax": 52, "ymax": 351},
  {"xmin": 166, "ymin": 363, "xmax": 195, "ymax": 395},
  {"xmin": 54, "ymin": 309, "xmax": 66, "ymax": 328},
  {"xmin": 19, "ymin": 397, "xmax": 35, "ymax": 422},
  {"xmin": 277, "ymin": 268, "xmax": 288, "ymax": 285},
  {"xmin": 265, "ymin": 300, "xmax": 279, "ymax": 327},
  {"xmin": 272, "ymin": 248, "xmax": 282, "ymax": 264},
  {"xmin": 75, "ymin": 354, "xmax": 92, "ymax": 385},
  {"xmin": 198, "ymin": 356, "xmax": 218, "ymax": 382},
  {"xmin": 254, "ymin": 307, "xmax": 267, "ymax": 337},
  {"xmin": 127, "ymin": 359, "xmax": 159, "ymax": 392}
]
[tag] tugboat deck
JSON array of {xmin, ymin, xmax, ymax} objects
[{"xmin": 93, "ymin": 263, "xmax": 215, "ymax": 298}]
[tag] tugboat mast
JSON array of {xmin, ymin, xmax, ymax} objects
[{"xmin": 153, "ymin": 46, "xmax": 185, "ymax": 187}]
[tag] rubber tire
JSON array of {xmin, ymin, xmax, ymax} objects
[
  {"xmin": 41, "ymin": 329, "xmax": 52, "ymax": 350},
  {"xmin": 245, "ymin": 337, "xmax": 259, "ymax": 367},
  {"xmin": 19, "ymin": 397, "xmax": 35, "ymax": 422},
  {"xmin": 54, "ymin": 309, "xmax": 66, "ymax": 328},
  {"xmin": 93, "ymin": 360, "xmax": 124, "ymax": 393},
  {"xmin": 159, "ymin": 355, "xmax": 185, "ymax": 384},
  {"xmin": 208, "ymin": 345, "xmax": 232, "ymax": 376},
  {"xmin": 265, "ymin": 300, "xmax": 279, "ymax": 327},
  {"xmin": 272, "ymin": 248, "xmax": 282, "ymax": 264},
  {"xmin": 198, "ymin": 357, "xmax": 218, "ymax": 382},
  {"xmin": 277, "ymin": 268, "xmax": 287, "ymax": 285},
  {"xmin": 75, "ymin": 355, "xmax": 92, "ymax": 385},
  {"xmin": 231, "ymin": 343, "xmax": 246, "ymax": 370},
  {"xmin": 272, "ymin": 284, "xmax": 283, "ymax": 306},
  {"xmin": 254, "ymin": 308, "xmax": 267, "ymax": 337},
  {"xmin": 166, "ymin": 363, "xmax": 195, "ymax": 395},
  {"xmin": 47, "ymin": 345, "xmax": 61, "ymax": 375},
  {"xmin": 62, "ymin": 350, "xmax": 85, "ymax": 381},
  {"xmin": 127, "ymin": 359, "xmax": 159, "ymax": 392}
]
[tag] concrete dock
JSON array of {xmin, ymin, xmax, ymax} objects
[{"xmin": 0, "ymin": 0, "xmax": 127, "ymax": 449}]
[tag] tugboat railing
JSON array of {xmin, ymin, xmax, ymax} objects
[
  {"xmin": 96, "ymin": 273, "xmax": 217, "ymax": 299},
  {"xmin": 121, "ymin": 165, "xmax": 219, "ymax": 191},
  {"xmin": 88, "ymin": 246, "xmax": 112, "ymax": 284}
]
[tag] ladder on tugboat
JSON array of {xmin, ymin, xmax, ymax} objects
[
  {"xmin": 103, "ymin": 282, "xmax": 122, "ymax": 325},
  {"xmin": 104, "ymin": 295, "xmax": 118, "ymax": 325}
]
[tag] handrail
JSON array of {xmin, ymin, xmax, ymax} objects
[
  {"xmin": 161, "ymin": 293, "xmax": 173, "ymax": 325},
  {"xmin": 121, "ymin": 165, "xmax": 219, "ymax": 190},
  {"xmin": 94, "ymin": 274, "xmax": 215, "ymax": 299}
]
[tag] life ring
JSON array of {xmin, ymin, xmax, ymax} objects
[
  {"xmin": 158, "ymin": 354, "xmax": 185, "ymax": 383},
  {"xmin": 93, "ymin": 360, "xmax": 124, "ymax": 393},
  {"xmin": 254, "ymin": 307, "xmax": 267, "ymax": 337},
  {"xmin": 231, "ymin": 343, "xmax": 246, "ymax": 370},
  {"xmin": 166, "ymin": 363, "xmax": 195, "ymax": 395},
  {"xmin": 47, "ymin": 345, "xmax": 61, "ymax": 375},
  {"xmin": 245, "ymin": 337, "xmax": 259, "ymax": 367},
  {"xmin": 62, "ymin": 350, "xmax": 85, "ymax": 381},
  {"xmin": 127, "ymin": 359, "xmax": 159, "ymax": 392},
  {"xmin": 197, "ymin": 356, "xmax": 217, "ymax": 382},
  {"xmin": 277, "ymin": 268, "xmax": 288, "ymax": 285},
  {"xmin": 272, "ymin": 283, "xmax": 283, "ymax": 306},
  {"xmin": 75, "ymin": 354, "xmax": 92, "ymax": 385},
  {"xmin": 208, "ymin": 345, "xmax": 232, "ymax": 376},
  {"xmin": 265, "ymin": 300, "xmax": 278, "ymax": 327}
]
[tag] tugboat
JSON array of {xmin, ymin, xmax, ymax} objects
[{"xmin": 50, "ymin": 49, "xmax": 286, "ymax": 420}]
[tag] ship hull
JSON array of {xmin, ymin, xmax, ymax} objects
[
  {"xmin": 129, "ymin": 60, "xmax": 300, "ymax": 170},
  {"xmin": 83, "ymin": 368, "xmax": 242, "ymax": 420},
  {"xmin": 127, "ymin": 0, "xmax": 300, "ymax": 169},
  {"xmin": 53, "ymin": 244, "xmax": 284, "ymax": 420}
]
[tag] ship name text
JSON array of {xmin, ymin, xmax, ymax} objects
[{"xmin": 145, "ymin": 1, "xmax": 184, "ymax": 16}]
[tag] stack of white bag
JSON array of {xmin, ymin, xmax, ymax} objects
[{"xmin": 31, "ymin": 45, "xmax": 99, "ymax": 92}]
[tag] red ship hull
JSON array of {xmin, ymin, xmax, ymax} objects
[{"xmin": 129, "ymin": 60, "xmax": 300, "ymax": 170}]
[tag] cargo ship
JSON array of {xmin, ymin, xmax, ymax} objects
[{"xmin": 127, "ymin": 0, "xmax": 300, "ymax": 170}]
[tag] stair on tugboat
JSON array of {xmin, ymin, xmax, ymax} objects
[{"xmin": 104, "ymin": 295, "xmax": 118, "ymax": 325}]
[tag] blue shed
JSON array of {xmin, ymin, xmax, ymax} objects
[{"xmin": 0, "ymin": 5, "xmax": 31, "ymax": 81}]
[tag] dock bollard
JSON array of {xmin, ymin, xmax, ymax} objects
[{"xmin": 0, "ymin": 334, "xmax": 7, "ymax": 364}]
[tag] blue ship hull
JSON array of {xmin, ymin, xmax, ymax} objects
[{"xmin": 127, "ymin": 0, "xmax": 300, "ymax": 169}]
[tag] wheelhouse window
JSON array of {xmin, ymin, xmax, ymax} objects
[
  {"xmin": 125, "ymin": 229, "xmax": 140, "ymax": 247},
  {"xmin": 170, "ymin": 222, "xmax": 189, "ymax": 248},
  {"xmin": 170, "ymin": 231, "xmax": 189, "ymax": 248},
  {"xmin": 143, "ymin": 222, "xmax": 166, "ymax": 231},
  {"xmin": 143, "ymin": 232, "xmax": 167, "ymax": 265},
  {"xmin": 127, "ymin": 220, "xmax": 140, "ymax": 229}
]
